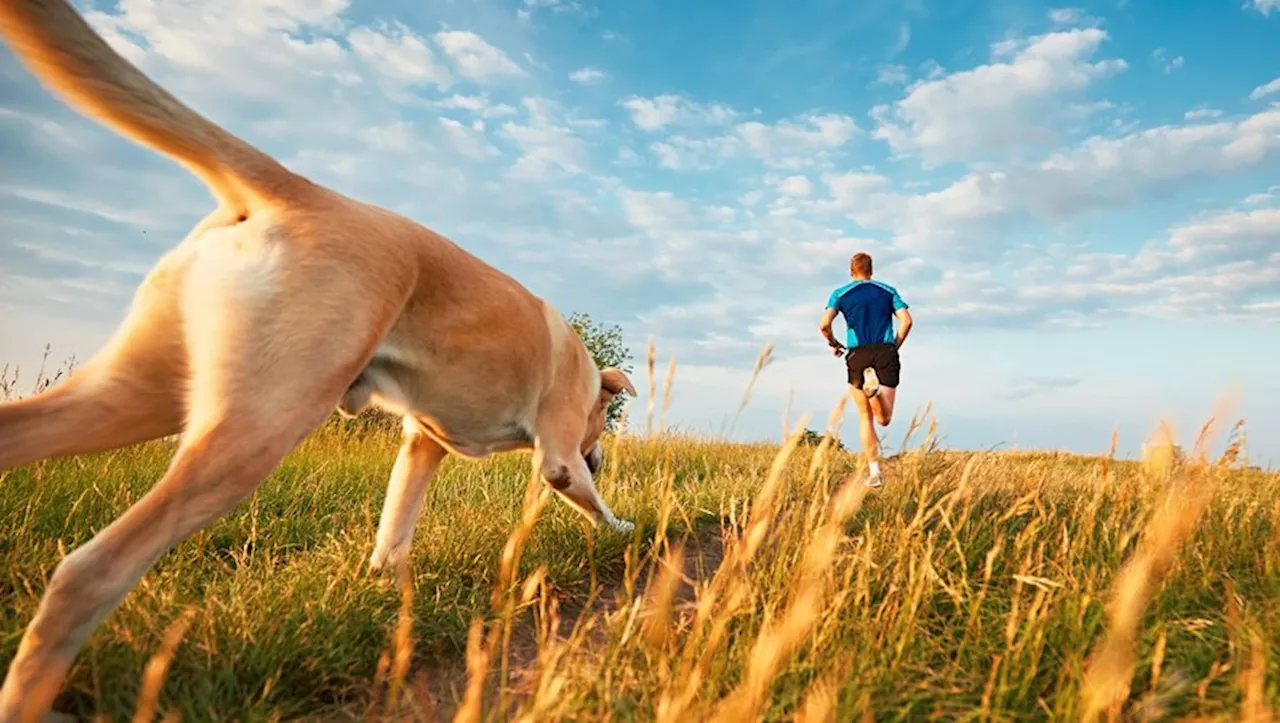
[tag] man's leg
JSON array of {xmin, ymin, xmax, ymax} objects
[
  {"xmin": 849, "ymin": 387, "xmax": 882, "ymax": 487},
  {"xmin": 846, "ymin": 350, "xmax": 883, "ymax": 488},
  {"xmin": 863, "ymin": 371, "xmax": 896, "ymax": 427},
  {"xmin": 861, "ymin": 346, "xmax": 900, "ymax": 427},
  {"xmin": 875, "ymin": 386, "xmax": 896, "ymax": 425}
]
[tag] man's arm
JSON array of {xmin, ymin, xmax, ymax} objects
[
  {"xmin": 894, "ymin": 307, "xmax": 913, "ymax": 349},
  {"xmin": 889, "ymin": 287, "xmax": 913, "ymax": 349},
  {"xmin": 819, "ymin": 307, "xmax": 845, "ymax": 355}
]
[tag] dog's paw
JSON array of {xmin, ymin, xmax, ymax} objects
[
  {"xmin": 367, "ymin": 545, "xmax": 409, "ymax": 577},
  {"xmin": 609, "ymin": 519, "xmax": 636, "ymax": 535}
]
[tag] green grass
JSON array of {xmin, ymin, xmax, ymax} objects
[{"xmin": 2, "ymin": 405, "xmax": 1278, "ymax": 721}]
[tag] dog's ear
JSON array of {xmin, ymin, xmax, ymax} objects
[{"xmin": 600, "ymin": 368, "xmax": 637, "ymax": 397}]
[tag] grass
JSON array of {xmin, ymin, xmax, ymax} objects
[{"xmin": 1, "ymin": 352, "xmax": 1278, "ymax": 721}]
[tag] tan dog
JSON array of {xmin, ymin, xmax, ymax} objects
[{"xmin": 0, "ymin": 1, "xmax": 638, "ymax": 718}]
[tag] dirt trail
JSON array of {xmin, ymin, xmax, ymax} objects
[{"xmin": 330, "ymin": 528, "xmax": 727, "ymax": 722}]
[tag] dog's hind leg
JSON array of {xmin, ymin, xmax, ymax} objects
[
  {"xmin": 0, "ymin": 387, "xmax": 340, "ymax": 720},
  {"xmin": 0, "ymin": 268, "xmax": 189, "ymax": 472},
  {"xmin": 0, "ymin": 225, "xmax": 411, "ymax": 719},
  {"xmin": 368, "ymin": 416, "xmax": 447, "ymax": 575},
  {"xmin": 0, "ymin": 365, "xmax": 185, "ymax": 472},
  {"xmin": 0, "ymin": 315, "xmax": 392, "ymax": 721}
]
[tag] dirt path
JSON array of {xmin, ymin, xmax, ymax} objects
[{"xmin": 328, "ymin": 527, "xmax": 727, "ymax": 722}]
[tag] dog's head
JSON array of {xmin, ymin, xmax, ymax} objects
[{"xmin": 581, "ymin": 367, "xmax": 637, "ymax": 473}]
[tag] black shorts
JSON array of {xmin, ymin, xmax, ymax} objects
[{"xmin": 846, "ymin": 342, "xmax": 900, "ymax": 388}]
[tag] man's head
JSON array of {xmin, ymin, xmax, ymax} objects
[
  {"xmin": 850, "ymin": 252, "xmax": 873, "ymax": 280},
  {"xmin": 581, "ymin": 367, "xmax": 636, "ymax": 474}
]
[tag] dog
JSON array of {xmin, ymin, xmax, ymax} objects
[{"xmin": 0, "ymin": 1, "xmax": 637, "ymax": 718}]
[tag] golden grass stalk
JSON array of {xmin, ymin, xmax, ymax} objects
[
  {"xmin": 1139, "ymin": 420, "xmax": 1177, "ymax": 482},
  {"xmin": 646, "ymin": 338, "xmax": 657, "ymax": 438},
  {"xmin": 132, "ymin": 606, "xmax": 198, "ymax": 723},
  {"xmin": 656, "ymin": 417, "xmax": 812, "ymax": 722},
  {"xmin": 739, "ymin": 414, "xmax": 812, "ymax": 565},
  {"xmin": 659, "ymin": 355, "xmax": 677, "ymax": 435},
  {"xmin": 381, "ymin": 563, "xmax": 417, "ymax": 718},
  {"xmin": 792, "ymin": 673, "xmax": 838, "ymax": 723},
  {"xmin": 708, "ymin": 473, "xmax": 869, "ymax": 722},
  {"xmin": 725, "ymin": 344, "xmax": 775, "ymax": 437},
  {"xmin": 640, "ymin": 540, "xmax": 686, "ymax": 653},
  {"xmin": 1079, "ymin": 404, "xmax": 1236, "ymax": 721},
  {"xmin": 806, "ymin": 394, "xmax": 850, "ymax": 485},
  {"xmin": 454, "ymin": 471, "xmax": 553, "ymax": 723},
  {"xmin": 453, "ymin": 618, "xmax": 491, "ymax": 723},
  {"xmin": 1240, "ymin": 630, "xmax": 1275, "ymax": 723},
  {"xmin": 1101, "ymin": 425, "xmax": 1119, "ymax": 481},
  {"xmin": 492, "ymin": 474, "xmax": 553, "ymax": 610}
]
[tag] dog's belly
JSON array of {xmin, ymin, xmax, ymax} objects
[{"xmin": 350, "ymin": 353, "xmax": 536, "ymax": 459}]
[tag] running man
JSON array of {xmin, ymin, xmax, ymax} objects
[{"xmin": 818, "ymin": 252, "xmax": 913, "ymax": 488}]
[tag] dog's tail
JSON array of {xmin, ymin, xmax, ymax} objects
[{"xmin": 0, "ymin": 0, "xmax": 308, "ymax": 214}]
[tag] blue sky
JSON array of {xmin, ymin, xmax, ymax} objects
[{"xmin": 1, "ymin": 0, "xmax": 1278, "ymax": 464}]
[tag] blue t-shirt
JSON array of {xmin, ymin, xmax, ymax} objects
[{"xmin": 825, "ymin": 280, "xmax": 908, "ymax": 348}]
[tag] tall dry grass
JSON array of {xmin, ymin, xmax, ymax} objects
[{"xmin": 1, "ymin": 349, "xmax": 1277, "ymax": 721}]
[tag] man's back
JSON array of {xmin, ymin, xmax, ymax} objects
[{"xmin": 826, "ymin": 280, "xmax": 906, "ymax": 348}]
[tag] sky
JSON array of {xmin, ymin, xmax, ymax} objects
[{"xmin": 1, "ymin": 0, "xmax": 1278, "ymax": 465}]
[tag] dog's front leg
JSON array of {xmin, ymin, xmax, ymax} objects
[
  {"xmin": 533, "ymin": 414, "xmax": 633, "ymax": 535},
  {"xmin": 544, "ymin": 460, "xmax": 635, "ymax": 535},
  {"xmin": 368, "ymin": 417, "xmax": 447, "ymax": 575}
]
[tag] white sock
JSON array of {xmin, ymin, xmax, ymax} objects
[{"xmin": 869, "ymin": 460, "xmax": 881, "ymax": 477}]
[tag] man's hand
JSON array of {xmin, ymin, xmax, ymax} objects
[{"xmin": 819, "ymin": 308, "xmax": 845, "ymax": 357}]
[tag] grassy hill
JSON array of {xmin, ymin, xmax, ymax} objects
[{"xmin": 1, "ymin": 358, "xmax": 1277, "ymax": 720}]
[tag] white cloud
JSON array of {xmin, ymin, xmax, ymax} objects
[
  {"xmin": 430, "ymin": 94, "xmax": 518, "ymax": 118},
  {"xmin": 864, "ymin": 199, "xmax": 1280, "ymax": 332},
  {"xmin": 349, "ymin": 22, "xmax": 452, "ymax": 88},
  {"xmin": 735, "ymin": 113, "xmax": 858, "ymax": 167},
  {"xmin": 518, "ymin": 0, "xmax": 592, "ymax": 20},
  {"xmin": 620, "ymin": 94, "xmax": 739, "ymax": 131},
  {"xmin": 647, "ymin": 135, "xmax": 739, "ymax": 171},
  {"xmin": 1250, "ymin": 77, "xmax": 1280, "ymax": 101},
  {"xmin": 1163, "ymin": 207, "xmax": 1280, "ymax": 265},
  {"xmin": 777, "ymin": 175, "xmax": 814, "ymax": 198},
  {"xmin": 814, "ymin": 171, "xmax": 889, "ymax": 211},
  {"xmin": 1248, "ymin": 0, "xmax": 1279, "ymax": 16},
  {"xmin": 890, "ymin": 23, "xmax": 911, "ymax": 55},
  {"xmin": 1244, "ymin": 187, "xmax": 1279, "ymax": 205},
  {"xmin": 359, "ymin": 120, "xmax": 426, "ymax": 154},
  {"xmin": 83, "ymin": 0, "xmax": 352, "ymax": 102},
  {"xmin": 438, "ymin": 118, "xmax": 499, "ymax": 159},
  {"xmin": 617, "ymin": 188, "xmax": 693, "ymax": 230},
  {"xmin": 1048, "ymin": 7, "xmax": 1085, "ymax": 24},
  {"xmin": 875, "ymin": 64, "xmax": 910, "ymax": 86},
  {"xmin": 1185, "ymin": 108, "xmax": 1224, "ymax": 121},
  {"xmin": 1152, "ymin": 47, "xmax": 1185, "ymax": 73},
  {"xmin": 1047, "ymin": 205, "xmax": 1280, "ymax": 322},
  {"xmin": 643, "ymin": 113, "xmax": 858, "ymax": 171},
  {"xmin": 651, "ymin": 141, "xmax": 690, "ymax": 170},
  {"xmin": 615, "ymin": 146, "xmax": 642, "ymax": 165},
  {"xmin": 435, "ymin": 30, "xmax": 526, "ymax": 82},
  {"xmin": 818, "ymin": 108, "xmax": 1280, "ymax": 256},
  {"xmin": 569, "ymin": 67, "xmax": 607, "ymax": 85},
  {"xmin": 872, "ymin": 28, "xmax": 1127, "ymax": 166},
  {"xmin": 500, "ymin": 98, "xmax": 589, "ymax": 179}
]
